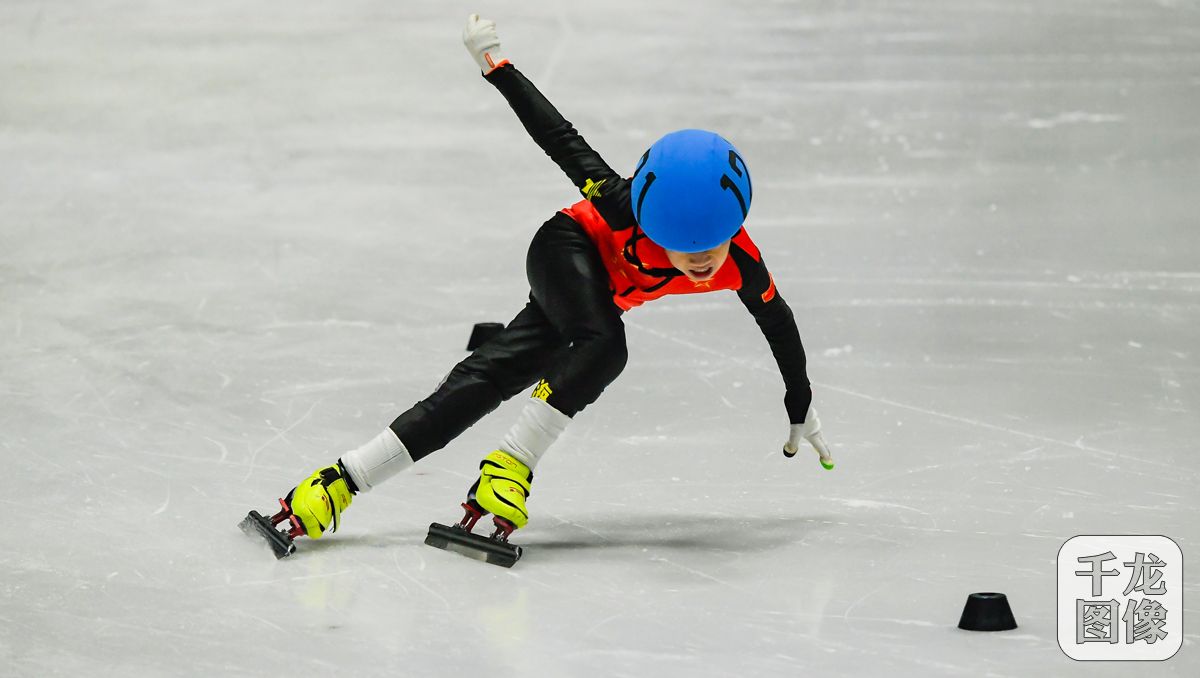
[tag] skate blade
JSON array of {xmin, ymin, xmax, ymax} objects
[
  {"xmin": 239, "ymin": 510, "xmax": 296, "ymax": 559},
  {"xmin": 425, "ymin": 522, "xmax": 522, "ymax": 568}
]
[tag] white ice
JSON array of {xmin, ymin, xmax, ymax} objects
[{"xmin": 2, "ymin": 1, "xmax": 1198, "ymax": 676}]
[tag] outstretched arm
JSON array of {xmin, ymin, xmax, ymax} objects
[
  {"xmin": 463, "ymin": 15, "xmax": 633, "ymax": 226},
  {"xmin": 737, "ymin": 262, "xmax": 813, "ymax": 421},
  {"xmin": 731, "ymin": 242, "xmax": 834, "ymax": 470}
]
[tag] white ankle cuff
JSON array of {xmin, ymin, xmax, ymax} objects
[
  {"xmin": 339, "ymin": 428, "xmax": 414, "ymax": 492},
  {"xmin": 499, "ymin": 398, "xmax": 572, "ymax": 470}
]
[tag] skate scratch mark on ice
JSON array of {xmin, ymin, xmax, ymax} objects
[
  {"xmin": 121, "ymin": 460, "xmax": 171, "ymax": 482},
  {"xmin": 585, "ymin": 612, "xmax": 634, "ymax": 638},
  {"xmin": 151, "ymin": 483, "xmax": 170, "ymax": 516},
  {"xmin": 828, "ymin": 497, "xmax": 936, "ymax": 528},
  {"xmin": 545, "ymin": 512, "xmax": 609, "ymax": 541},
  {"xmin": 242, "ymin": 399, "xmax": 320, "ymax": 481},
  {"xmin": 630, "ymin": 324, "xmax": 1177, "ymax": 471},
  {"xmin": 841, "ymin": 581, "xmax": 892, "ymax": 632},
  {"xmin": 802, "ymin": 297, "xmax": 1200, "ymax": 313},
  {"xmin": 40, "ymin": 609, "xmax": 194, "ymax": 644},
  {"xmin": 649, "ymin": 557, "xmax": 740, "ymax": 591},
  {"xmin": 854, "ymin": 452, "xmax": 1064, "ymax": 492},
  {"xmin": 849, "ymin": 616, "xmax": 939, "ymax": 627},
  {"xmin": 798, "ymin": 273, "xmax": 1200, "ymax": 293},
  {"xmin": 196, "ymin": 571, "xmax": 355, "ymax": 592},
  {"xmin": 342, "ymin": 559, "xmax": 411, "ymax": 598},
  {"xmin": 205, "ymin": 437, "xmax": 229, "ymax": 464},
  {"xmin": 81, "ymin": 372, "xmax": 118, "ymax": 423},
  {"xmin": 1028, "ymin": 111, "xmax": 1123, "ymax": 129},
  {"xmin": 822, "ymin": 383, "xmax": 1180, "ymax": 471},
  {"xmin": 263, "ymin": 319, "xmax": 372, "ymax": 330},
  {"xmin": 391, "ymin": 551, "xmax": 451, "ymax": 609},
  {"xmin": 229, "ymin": 608, "xmax": 287, "ymax": 633},
  {"xmin": 261, "ymin": 377, "xmax": 393, "ymax": 399},
  {"xmin": 76, "ymin": 460, "xmax": 96, "ymax": 485}
]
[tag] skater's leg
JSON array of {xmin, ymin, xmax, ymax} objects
[
  {"xmin": 273, "ymin": 299, "xmax": 564, "ymax": 542},
  {"xmin": 386, "ymin": 299, "xmax": 565, "ymax": 463},
  {"xmin": 468, "ymin": 215, "xmax": 627, "ymax": 534},
  {"xmin": 525, "ymin": 213, "xmax": 628, "ymax": 416},
  {"xmin": 261, "ymin": 214, "xmax": 621, "ymax": 546},
  {"xmin": 484, "ymin": 212, "xmax": 626, "ymax": 477},
  {"xmin": 397, "ymin": 210, "xmax": 624, "ymax": 466}
]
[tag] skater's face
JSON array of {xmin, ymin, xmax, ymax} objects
[{"xmin": 665, "ymin": 241, "xmax": 731, "ymax": 282}]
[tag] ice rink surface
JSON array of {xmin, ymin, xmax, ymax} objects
[{"xmin": 2, "ymin": 0, "xmax": 1198, "ymax": 675}]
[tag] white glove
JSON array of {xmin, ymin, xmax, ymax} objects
[
  {"xmin": 462, "ymin": 14, "xmax": 509, "ymax": 75},
  {"xmin": 783, "ymin": 406, "xmax": 834, "ymax": 470}
]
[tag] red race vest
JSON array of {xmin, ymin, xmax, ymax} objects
[{"xmin": 561, "ymin": 200, "xmax": 763, "ymax": 311}]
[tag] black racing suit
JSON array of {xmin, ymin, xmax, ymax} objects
[{"xmin": 390, "ymin": 64, "xmax": 811, "ymax": 462}]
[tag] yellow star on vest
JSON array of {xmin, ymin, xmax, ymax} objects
[
  {"xmin": 692, "ymin": 280, "xmax": 713, "ymax": 289},
  {"xmin": 581, "ymin": 178, "xmax": 606, "ymax": 201}
]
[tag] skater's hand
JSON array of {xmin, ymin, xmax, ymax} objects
[
  {"xmin": 463, "ymin": 14, "xmax": 509, "ymax": 75},
  {"xmin": 783, "ymin": 406, "xmax": 834, "ymax": 470}
]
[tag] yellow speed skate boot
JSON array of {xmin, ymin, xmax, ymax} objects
[
  {"xmin": 239, "ymin": 461, "xmax": 357, "ymax": 559},
  {"xmin": 468, "ymin": 451, "xmax": 533, "ymax": 539},
  {"xmin": 424, "ymin": 451, "xmax": 533, "ymax": 567},
  {"xmin": 284, "ymin": 463, "xmax": 356, "ymax": 539}
]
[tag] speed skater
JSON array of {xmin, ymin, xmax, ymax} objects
[{"xmin": 240, "ymin": 14, "xmax": 835, "ymax": 564}]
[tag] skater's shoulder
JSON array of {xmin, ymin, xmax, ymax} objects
[
  {"xmin": 726, "ymin": 228, "xmax": 781, "ymax": 302},
  {"xmin": 562, "ymin": 185, "xmax": 635, "ymax": 232},
  {"xmin": 729, "ymin": 227, "xmax": 764, "ymax": 263}
]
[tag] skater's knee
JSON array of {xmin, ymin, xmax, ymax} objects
[
  {"xmin": 449, "ymin": 355, "xmax": 508, "ymax": 396},
  {"xmin": 535, "ymin": 325, "xmax": 626, "ymax": 417},
  {"xmin": 602, "ymin": 329, "xmax": 628, "ymax": 371},
  {"xmin": 580, "ymin": 324, "xmax": 628, "ymax": 379}
]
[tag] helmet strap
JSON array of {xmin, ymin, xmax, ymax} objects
[{"xmin": 622, "ymin": 225, "xmax": 684, "ymax": 279}]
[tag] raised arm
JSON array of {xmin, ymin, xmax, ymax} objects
[{"xmin": 462, "ymin": 14, "xmax": 633, "ymax": 227}]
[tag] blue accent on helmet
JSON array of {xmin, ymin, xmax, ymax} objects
[{"xmin": 630, "ymin": 129, "xmax": 751, "ymax": 253}]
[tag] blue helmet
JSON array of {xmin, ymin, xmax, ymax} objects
[{"xmin": 630, "ymin": 129, "xmax": 752, "ymax": 253}]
